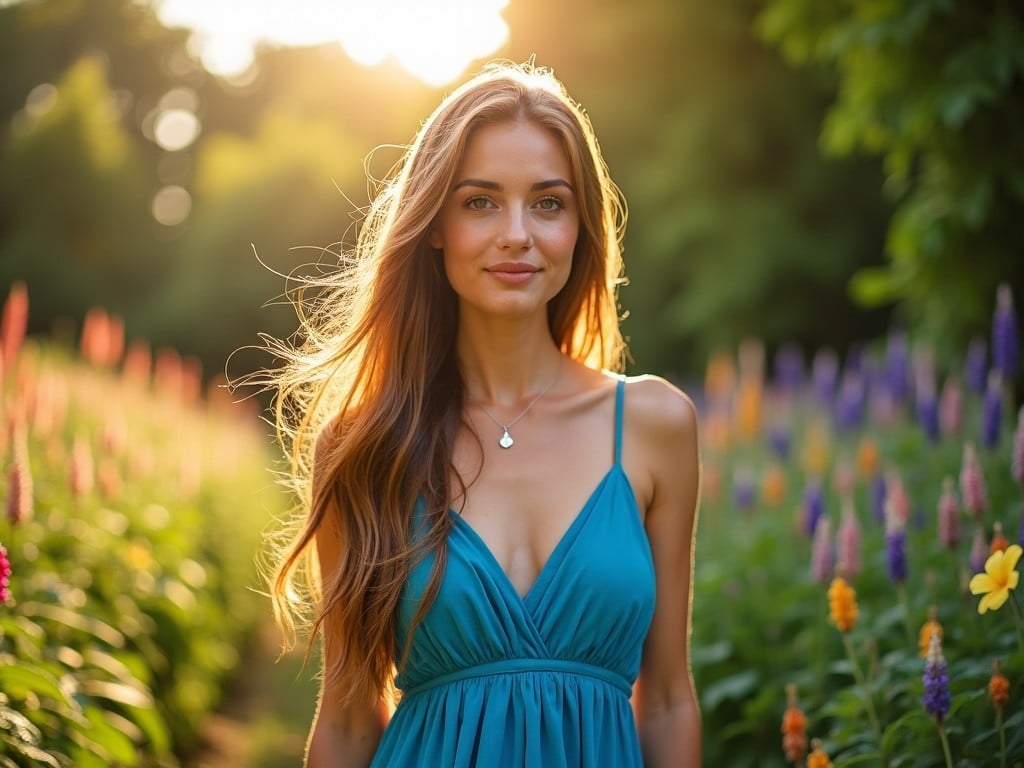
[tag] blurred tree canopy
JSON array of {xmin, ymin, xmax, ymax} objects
[
  {"xmin": 758, "ymin": 0, "xmax": 1024, "ymax": 360},
  {"xmin": 0, "ymin": 0, "xmax": 955, "ymax": 384}
]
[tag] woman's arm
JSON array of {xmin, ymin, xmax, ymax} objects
[
  {"xmin": 630, "ymin": 378, "xmax": 702, "ymax": 767},
  {"xmin": 304, "ymin": 430, "xmax": 389, "ymax": 767}
]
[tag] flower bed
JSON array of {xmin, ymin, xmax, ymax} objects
[
  {"xmin": 693, "ymin": 285, "xmax": 1023, "ymax": 766},
  {"xmin": 0, "ymin": 285, "xmax": 284, "ymax": 767}
]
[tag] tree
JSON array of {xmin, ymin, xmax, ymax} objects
[{"xmin": 758, "ymin": 0, "xmax": 1024, "ymax": 360}]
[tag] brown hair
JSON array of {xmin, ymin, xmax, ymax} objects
[{"xmin": 265, "ymin": 61, "xmax": 627, "ymax": 708}]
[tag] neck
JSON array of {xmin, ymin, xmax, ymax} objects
[{"xmin": 456, "ymin": 318, "xmax": 563, "ymax": 406}]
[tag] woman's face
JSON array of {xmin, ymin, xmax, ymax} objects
[{"xmin": 430, "ymin": 119, "xmax": 579, "ymax": 323}]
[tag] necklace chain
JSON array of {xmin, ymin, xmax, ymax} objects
[{"xmin": 476, "ymin": 360, "xmax": 562, "ymax": 449}]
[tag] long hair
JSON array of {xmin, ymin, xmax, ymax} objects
[{"xmin": 265, "ymin": 61, "xmax": 628, "ymax": 708}]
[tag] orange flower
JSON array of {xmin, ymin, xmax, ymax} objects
[
  {"xmin": 989, "ymin": 521, "xmax": 1010, "ymax": 554},
  {"xmin": 828, "ymin": 576, "xmax": 858, "ymax": 633},
  {"xmin": 762, "ymin": 465, "xmax": 787, "ymax": 507},
  {"xmin": 856, "ymin": 437, "xmax": 879, "ymax": 479},
  {"xmin": 918, "ymin": 607, "xmax": 943, "ymax": 658},
  {"xmin": 781, "ymin": 683, "xmax": 808, "ymax": 763},
  {"xmin": 989, "ymin": 659, "xmax": 1010, "ymax": 710},
  {"xmin": 806, "ymin": 738, "xmax": 832, "ymax": 768}
]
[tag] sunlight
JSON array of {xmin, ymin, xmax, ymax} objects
[{"xmin": 155, "ymin": 0, "xmax": 510, "ymax": 86}]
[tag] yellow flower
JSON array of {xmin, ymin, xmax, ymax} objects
[
  {"xmin": 969, "ymin": 544, "xmax": 1022, "ymax": 614},
  {"xmin": 827, "ymin": 576, "xmax": 858, "ymax": 633}
]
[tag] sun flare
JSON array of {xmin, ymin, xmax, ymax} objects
[{"xmin": 156, "ymin": 0, "xmax": 510, "ymax": 86}]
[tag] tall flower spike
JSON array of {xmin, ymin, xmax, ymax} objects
[
  {"xmin": 806, "ymin": 738, "xmax": 833, "ymax": 768},
  {"xmin": 836, "ymin": 499, "xmax": 862, "ymax": 580},
  {"xmin": 804, "ymin": 478, "xmax": 825, "ymax": 536},
  {"xmin": 921, "ymin": 631, "xmax": 951, "ymax": 722},
  {"xmin": 992, "ymin": 283, "xmax": 1019, "ymax": 381},
  {"xmin": 0, "ymin": 543, "xmax": 11, "ymax": 603},
  {"xmin": 781, "ymin": 683, "xmax": 808, "ymax": 764},
  {"xmin": 989, "ymin": 659, "xmax": 1010, "ymax": 711},
  {"xmin": 5, "ymin": 448, "xmax": 33, "ymax": 526},
  {"xmin": 939, "ymin": 376, "xmax": 963, "ymax": 438},
  {"xmin": 965, "ymin": 336, "xmax": 988, "ymax": 394},
  {"xmin": 919, "ymin": 606, "xmax": 943, "ymax": 658},
  {"xmin": 937, "ymin": 477, "xmax": 961, "ymax": 550},
  {"xmin": 885, "ymin": 482, "xmax": 908, "ymax": 584},
  {"xmin": 990, "ymin": 521, "xmax": 1010, "ymax": 554},
  {"xmin": 811, "ymin": 517, "xmax": 834, "ymax": 585},
  {"xmin": 960, "ymin": 442, "xmax": 988, "ymax": 519},
  {"xmin": 828, "ymin": 576, "xmax": 858, "ymax": 633},
  {"xmin": 969, "ymin": 544, "xmax": 1022, "ymax": 614},
  {"xmin": 970, "ymin": 526, "xmax": 989, "ymax": 575}
]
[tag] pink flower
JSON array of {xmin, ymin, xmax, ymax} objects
[
  {"xmin": 836, "ymin": 499, "xmax": 862, "ymax": 580},
  {"xmin": 939, "ymin": 377, "xmax": 963, "ymax": 437},
  {"xmin": 0, "ymin": 544, "xmax": 11, "ymax": 603},
  {"xmin": 0, "ymin": 282, "xmax": 28, "ymax": 375},
  {"xmin": 885, "ymin": 470, "xmax": 910, "ymax": 525},
  {"xmin": 1012, "ymin": 406, "xmax": 1024, "ymax": 490},
  {"xmin": 960, "ymin": 442, "xmax": 987, "ymax": 518},
  {"xmin": 811, "ymin": 516, "xmax": 834, "ymax": 584},
  {"xmin": 937, "ymin": 477, "xmax": 961, "ymax": 549},
  {"xmin": 5, "ymin": 448, "xmax": 32, "ymax": 525},
  {"xmin": 69, "ymin": 435, "xmax": 94, "ymax": 499}
]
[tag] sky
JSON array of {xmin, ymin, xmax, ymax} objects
[{"xmin": 154, "ymin": 0, "xmax": 510, "ymax": 86}]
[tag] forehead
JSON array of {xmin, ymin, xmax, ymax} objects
[{"xmin": 455, "ymin": 120, "xmax": 572, "ymax": 182}]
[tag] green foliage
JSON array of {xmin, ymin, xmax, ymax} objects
[
  {"xmin": 758, "ymin": 0, "xmax": 1024, "ymax": 358},
  {"xmin": 0, "ymin": 338, "xmax": 285, "ymax": 766}
]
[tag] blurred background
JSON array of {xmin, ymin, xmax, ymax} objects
[
  {"xmin": 2, "ymin": 1, "xmax": 1023, "ymax": 766},
  {"xmin": 7, "ymin": 0, "xmax": 1020, "ymax": 389}
]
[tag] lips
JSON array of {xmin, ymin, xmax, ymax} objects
[{"xmin": 486, "ymin": 262, "xmax": 540, "ymax": 273}]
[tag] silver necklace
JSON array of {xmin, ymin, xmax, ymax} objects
[{"xmin": 476, "ymin": 361, "xmax": 562, "ymax": 449}]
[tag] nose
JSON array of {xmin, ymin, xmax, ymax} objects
[{"xmin": 499, "ymin": 208, "xmax": 532, "ymax": 250}]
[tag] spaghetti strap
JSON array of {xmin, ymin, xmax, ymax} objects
[{"xmin": 614, "ymin": 376, "xmax": 625, "ymax": 464}]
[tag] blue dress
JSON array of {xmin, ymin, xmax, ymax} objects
[{"xmin": 371, "ymin": 379, "xmax": 655, "ymax": 767}]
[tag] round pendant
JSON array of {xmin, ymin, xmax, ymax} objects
[{"xmin": 498, "ymin": 431, "xmax": 514, "ymax": 449}]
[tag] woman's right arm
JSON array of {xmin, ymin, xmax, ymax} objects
[{"xmin": 304, "ymin": 431, "xmax": 389, "ymax": 767}]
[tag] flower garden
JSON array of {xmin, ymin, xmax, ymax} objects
[
  {"xmin": 0, "ymin": 283, "xmax": 286, "ymax": 767},
  {"xmin": 1, "ymin": 274, "xmax": 1022, "ymax": 767},
  {"xmin": 692, "ymin": 284, "xmax": 1024, "ymax": 767}
]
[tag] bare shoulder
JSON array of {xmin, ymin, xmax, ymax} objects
[{"xmin": 622, "ymin": 374, "xmax": 698, "ymax": 443}]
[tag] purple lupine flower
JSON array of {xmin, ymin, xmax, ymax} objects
[
  {"xmin": 992, "ymin": 283, "xmax": 1019, "ymax": 381},
  {"xmin": 0, "ymin": 544, "xmax": 11, "ymax": 603},
  {"xmin": 939, "ymin": 376, "xmax": 963, "ymax": 437},
  {"xmin": 970, "ymin": 526, "xmax": 988, "ymax": 573},
  {"xmin": 804, "ymin": 478, "xmax": 825, "ymax": 536},
  {"xmin": 773, "ymin": 342, "xmax": 806, "ymax": 393},
  {"xmin": 921, "ymin": 632, "xmax": 951, "ymax": 722},
  {"xmin": 835, "ymin": 371, "xmax": 866, "ymax": 432},
  {"xmin": 885, "ymin": 477, "xmax": 909, "ymax": 583},
  {"xmin": 960, "ymin": 442, "xmax": 988, "ymax": 519},
  {"xmin": 965, "ymin": 336, "xmax": 988, "ymax": 394},
  {"xmin": 937, "ymin": 477, "xmax": 961, "ymax": 550},
  {"xmin": 1012, "ymin": 405, "xmax": 1024, "ymax": 489},
  {"xmin": 836, "ymin": 500, "xmax": 862, "ymax": 580},
  {"xmin": 871, "ymin": 472, "xmax": 888, "ymax": 524},
  {"xmin": 768, "ymin": 421, "xmax": 791, "ymax": 460},
  {"xmin": 982, "ymin": 372, "xmax": 1002, "ymax": 450},
  {"xmin": 811, "ymin": 516, "xmax": 834, "ymax": 584},
  {"xmin": 733, "ymin": 468, "xmax": 756, "ymax": 513},
  {"xmin": 886, "ymin": 330, "xmax": 911, "ymax": 406},
  {"xmin": 811, "ymin": 348, "xmax": 839, "ymax": 407},
  {"xmin": 916, "ymin": 387, "xmax": 940, "ymax": 443}
]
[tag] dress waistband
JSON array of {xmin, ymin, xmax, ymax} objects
[{"xmin": 401, "ymin": 658, "xmax": 633, "ymax": 698}]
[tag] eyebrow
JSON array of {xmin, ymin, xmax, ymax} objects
[{"xmin": 452, "ymin": 178, "xmax": 575, "ymax": 193}]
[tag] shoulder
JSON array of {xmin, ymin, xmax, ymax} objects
[{"xmin": 622, "ymin": 374, "xmax": 698, "ymax": 445}]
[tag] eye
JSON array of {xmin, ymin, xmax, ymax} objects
[
  {"xmin": 535, "ymin": 196, "xmax": 565, "ymax": 212},
  {"xmin": 465, "ymin": 196, "xmax": 495, "ymax": 211}
]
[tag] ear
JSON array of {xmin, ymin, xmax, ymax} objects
[{"xmin": 428, "ymin": 226, "xmax": 443, "ymax": 249}]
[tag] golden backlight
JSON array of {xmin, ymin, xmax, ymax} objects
[{"xmin": 156, "ymin": 0, "xmax": 510, "ymax": 86}]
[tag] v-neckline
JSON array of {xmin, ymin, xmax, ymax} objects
[{"xmin": 449, "ymin": 464, "xmax": 621, "ymax": 606}]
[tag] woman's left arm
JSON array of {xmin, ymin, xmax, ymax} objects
[{"xmin": 632, "ymin": 378, "xmax": 702, "ymax": 767}]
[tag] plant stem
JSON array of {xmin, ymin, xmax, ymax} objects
[
  {"xmin": 898, "ymin": 582, "xmax": 915, "ymax": 649},
  {"xmin": 997, "ymin": 707, "xmax": 1006, "ymax": 768},
  {"xmin": 1010, "ymin": 593, "xmax": 1024, "ymax": 660},
  {"xmin": 842, "ymin": 633, "xmax": 887, "ymax": 766},
  {"xmin": 936, "ymin": 720, "xmax": 954, "ymax": 768}
]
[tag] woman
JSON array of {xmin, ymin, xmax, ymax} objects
[{"xmin": 267, "ymin": 62, "xmax": 702, "ymax": 767}]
